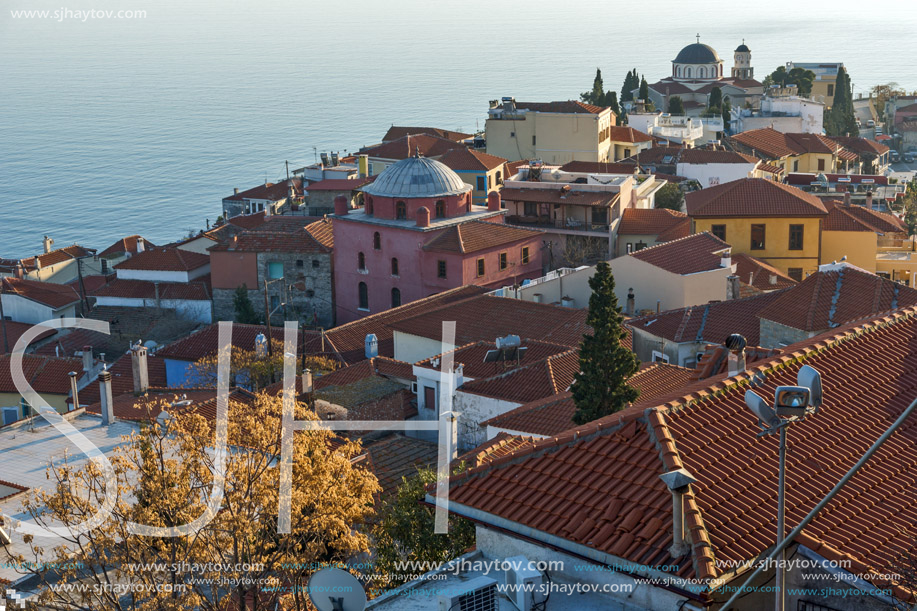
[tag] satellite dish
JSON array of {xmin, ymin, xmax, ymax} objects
[
  {"xmin": 797, "ymin": 365, "xmax": 823, "ymax": 409},
  {"xmin": 745, "ymin": 390, "xmax": 780, "ymax": 430},
  {"xmin": 307, "ymin": 567, "xmax": 367, "ymax": 611}
]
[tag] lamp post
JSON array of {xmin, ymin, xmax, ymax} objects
[{"xmin": 744, "ymin": 364, "xmax": 823, "ymax": 611}]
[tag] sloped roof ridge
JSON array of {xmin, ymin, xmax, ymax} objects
[
  {"xmin": 460, "ymin": 347, "xmax": 578, "ymax": 391},
  {"xmin": 632, "ymin": 230, "xmax": 730, "ymax": 257}
]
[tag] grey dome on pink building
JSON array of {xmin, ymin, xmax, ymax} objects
[{"xmin": 362, "ymin": 155, "xmax": 471, "ymax": 199}]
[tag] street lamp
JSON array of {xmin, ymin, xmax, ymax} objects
[{"xmin": 744, "ymin": 364, "xmax": 823, "ymax": 611}]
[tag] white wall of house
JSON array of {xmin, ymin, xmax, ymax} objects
[
  {"xmin": 608, "ymin": 256, "xmax": 732, "ymax": 314},
  {"xmin": 393, "ymin": 331, "xmax": 455, "ymax": 364},
  {"xmin": 0, "ymin": 294, "xmax": 75, "ymax": 325},
  {"xmin": 90, "ymin": 296, "xmax": 212, "ymax": 323},
  {"xmin": 675, "ymin": 162, "xmax": 757, "ymax": 188},
  {"xmin": 486, "ymin": 424, "xmax": 547, "ymax": 440},
  {"xmin": 453, "ymin": 390, "xmax": 522, "ymax": 450},
  {"xmin": 115, "ymin": 265, "xmax": 210, "ymax": 283}
]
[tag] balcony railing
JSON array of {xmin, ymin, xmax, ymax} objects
[{"xmin": 507, "ymin": 215, "xmax": 609, "ymax": 233}]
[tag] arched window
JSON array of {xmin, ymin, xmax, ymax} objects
[
  {"xmin": 396, "ymin": 201, "xmax": 406, "ymax": 220},
  {"xmin": 373, "ymin": 232, "xmax": 381, "ymax": 250},
  {"xmin": 685, "ymin": 67, "xmax": 692, "ymax": 79},
  {"xmin": 391, "ymin": 257, "xmax": 399, "ymax": 276},
  {"xmin": 698, "ymin": 67, "xmax": 706, "ymax": 79},
  {"xmin": 358, "ymin": 282, "xmax": 368, "ymax": 310},
  {"xmin": 391, "ymin": 287, "xmax": 401, "ymax": 308},
  {"xmin": 366, "ymin": 197, "xmax": 374, "ymax": 215},
  {"xmin": 676, "ymin": 66, "xmax": 682, "ymax": 78},
  {"xmin": 358, "ymin": 252, "xmax": 366, "ymax": 270},
  {"xmin": 435, "ymin": 200, "xmax": 446, "ymax": 218}
]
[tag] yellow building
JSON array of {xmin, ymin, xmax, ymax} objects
[
  {"xmin": 0, "ymin": 355, "xmax": 83, "ymax": 423},
  {"xmin": 485, "ymin": 98, "xmax": 616, "ymax": 164},
  {"xmin": 686, "ymin": 178, "xmax": 827, "ymax": 280},
  {"xmin": 785, "ymin": 62, "xmax": 844, "ymax": 108},
  {"xmin": 608, "ymin": 126, "xmax": 654, "ymax": 161},
  {"xmin": 730, "ymin": 128, "xmax": 858, "ymax": 175},
  {"xmin": 439, "ymin": 147, "xmax": 509, "ymax": 206},
  {"xmin": 820, "ymin": 201, "xmax": 917, "ymax": 285}
]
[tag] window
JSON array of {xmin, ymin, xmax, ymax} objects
[
  {"xmin": 358, "ymin": 282, "xmax": 368, "ymax": 310},
  {"xmin": 524, "ymin": 202, "xmax": 538, "ymax": 216},
  {"xmin": 635, "ymin": 241, "xmax": 647, "ymax": 251},
  {"xmin": 623, "ymin": 148, "xmax": 631, "ymax": 158},
  {"xmin": 685, "ymin": 67, "xmax": 692, "ymax": 78},
  {"xmin": 788, "ymin": 268, "xmax": 803, "ymax": 282},
  {"xmin": 396, "ymin": 201, "xmax": 406, "ymax": 220},
  {"xmin": 817, "ymin": 158, "xmax": 826, "ymax": 171},
  {"xmin": 270, "ymin": 295, "xmax": 280, "ymax": 310},
  {"xmin": 521, "ymin": 247, "xmax": 530, "ymax": 264},
  {"xmin": 437, "ymin": 260, "xmax": 447, "ymax": 279},
  {"xmin": 476, "ymin": 176, "xmax": 486, "ymax": 191},
  {"xmin": 711, "ymin": 224, "xmax": 726, "ymax": 241},
  {"xmin": 312, "ymin": 259, "xmax": 320, "ymax": 268},
  {"xmin": 698, "ymin": 67, "xmax": 706, "ymax": 79},
  {"xmin": 391, "ymin": 287, "xmax": 401, "ymax": 308},
  {"xmin": 296, "ymin": 259, "xmax": 304, "ymax": 268},
  {"xmin": 789, "ymin": 224, "xmax": 804, "ymax": 250},
  {"xmin": 366, "ymin": 196, "xmax": 374, "ymax": 215},
  {"xmin": 435, "ymin": 200, "xmax": 446, "ymax": 218},
  {"xmin": 391, "ymin": 257, "xmax": 399, "ymax": 276},
  {"xmin": 827, "ymin": 84, "xmax": 835, "ymax": 97},
  {"xmin": 532, "ymin": 135, "xmax": 537, "ymax": 146},
  {"xmin": 476, "ymin": 258, "xmax": 485, "ymax": 277},
  {"xmin": 368, "ymin": 163, "xmax": 374, "ymax": 175},
  {"xmin": 268, "ymin": 261, "xmax": 283, "ymax": 279},
  {"xmin": 676, "ymin": 66, "xmax": 682, "ymax": 78},
  {"xmin": 793, "ymin": 160, "xmax": 799, "ymax": 172},
  {"xmin": 358, "ymin": 252, "xmax": 366, "ymax": 270},
  {"xmin": 651, "ymin": 350, "xmax": 670, "ymax": 364},
  {"xmin": 373, "ymin": 232, "xmax": 381, "ymax": 250},
  {"xmin": 496, "ymin": 171, "xmax": 502, "ymax": 184},
  {"xmin": 499, "ymin": 252, "xmax": 508, "ymax": 270},
  {"xmin": 592, "ymin": 208, "xmax": 608, "ymax": 225},
  {"xmin": 510, "ymin": 131, "xmax": 515, "ymax": 138},
  {"xmin": 750, "ymin": 224, "xmax": 766, "ymax": 250}
]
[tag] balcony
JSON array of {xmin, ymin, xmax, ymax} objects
[{"xmin": 507, "ymin": 215, "xmax": 609, "ymax": 233}]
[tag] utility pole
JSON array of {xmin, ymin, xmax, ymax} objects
[
  {"xmin": 0, "ymin": 279, "xmax": 9, "ymax": 354},
  {"xmin": 286, "ymin": 160, "xmax": 290, "ymax": 182}
]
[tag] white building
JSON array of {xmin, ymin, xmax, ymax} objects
[
  {"xmin": 0, "ymin": 277, "xmax": 81, "ymax": 324},
  {"xmin": 626, "ymin": 113, "xmax": 705, "ymax": 146},
  {"xmin": 732, "ymin": 86, "xmax": 825, "ymax": 134}
]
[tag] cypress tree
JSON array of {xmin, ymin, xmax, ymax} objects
[
  {"xmin": 233, "ymin": 284, "xmax": 261, "ymax": 324},
  {"xmin": 668, "ymin": 96, "xmax": 685, "ymax": 115},
  {"xmin": 639, "ymin": 75, "xmax": 650, "ymax": 102},
  {"xmin": 570, "ymin": 261, "xmax": 640, "ymax": 425},
  {"xmin": 591, "ymin": 68, "xmax": 604, "ymax": 104},
  {"xmin": 606, "ymin": 91, "xmax": 621, "ymax": 116}
]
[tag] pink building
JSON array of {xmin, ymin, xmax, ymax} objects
[{"xmin": 332, "ymin": 154, "xmax": 543, "ymax": 323}]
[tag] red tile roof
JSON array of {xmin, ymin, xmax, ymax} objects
[
  {"xmin": 363, "ymin": 434, "xmax": 439, "ymax": 497},
  {"xmin": 439, "ymin": 147, "xmax": 508, "ymax": 172},
  {"xmin": 458, "ymin": 349, "xmax": 580, "ymax": 404},
  {"xmin": 382, "ymin": 126, "xmax": 472, "ymax": 143},
  {"xmin": 0, "ymin": 354, "xmax": 83, "ymax": 395},
  {"xmin": 85, "ymin": 387, "xmax": 257, "ymax": 422},
  {"xmin": 686, "ymin": 178, "xmax": 828, "ymax": 217},
  {"xmin": 617, "ymin": 208, "xmax": 690, "ymax": 239},
  {"xmin": 455, "ymin": 432, "xmax": 540, "ymax": 468},
  {"xmin": 731, "ymin": 253, "xmax": 797, "ymax": 291},
  {"xmin": 305, "ymin": 218, "xmax": 334, "ymax": 250},
  {"xmin": 828, "ymin": 136, "xmax": 890, "ymax": 157},
  {"xmin": 608, "ymin": 126, "xmax": 653, "ymax": 144},
  {"xmin": 416, "ymin": 338, "xmax": 571, "ymax": 380},
  {"xmin": 635, "ymin": 146, "xmax": 760, "ymax": 166},
  {"xmin": 92, "ymin": 277, "xmax": 212, "ymax": 301},
  {"xmin": 223, "ymin": 178, "xmax": 303, "ymax": 202},
  {"xmin": 225, "ymin": 211, "xmax": 268, "ymax": 229},
  {"xmin": 558, "ymin": 161, "xmax": 639, "ymax": 174},
  {"xmin": 311, "ymin": 356, "xmax": 413, "ymax": 390},
  {"xmin": 499, "ymin": 187, "xmax": 619, "ymax": 208},
  {"xmin": 0, "ymin": 321, "xmax": 56, "ymax": 353},
  {"xmin": 156, "ymin": 323, "xmax": 297, "ymax": 363},
  {"xmin": 757, "ymin": 264, "xmax": 917, "ymax": 331},
  {"xmin": 76, "ymin": 354, "xmax": 168, "ymax": 407},
  {"xmin": 445, "ymin": 307, "xmax": 917, "ymax": 598},
  {"xmin": 756, "ymin": 162, "xmax": 784, "ymax": 175},
  {"xmin": 114, "ymin": 247, "xmax": 209, "ymax": 272},
  {"xmin": 0, "ymin": 277, "xmax": 81, "ymax": 309},
  {"xmin": 515, "ymin": 101, "xmax": 607, "ymax": 115},
  {"xmin": 822, "ymin": 201, "xmax": 906, "ymax": 234},
  {"xmin": 359, "ymin": 134, "xmax": 462, "ymax": 161},
  {"xmin": 98, "ymin": 236, "xmax": 155, "ymax": 258},
  {"xmin": 209, "ymin": 227, "xmax": 330, "ymax": 254},
  {"xmin": 731, "ymin": 127, "xmax": 852, "ymax": 159},
  {"xmin": 305, "ymin": 177, "xmax": 376, "ymax": 192},
  {"xmin": 482, "ymin": 362, "xmax": 695, "ymax": 437},
  {"xmin": 629, "ymin": 289, "xmax": 786, "ymax": 345},
  {"xmin": 630, "ymin": 232, "xmax": 731, "ymax": 275},
  {"xmin": 422, "ymin": 221, "xmax": 541, "ymax": 254}
]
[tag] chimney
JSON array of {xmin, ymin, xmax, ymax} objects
[
  {"xmin": 333, "ymin": 195, "xmax": 348, "ymax": 216},
  {"xmin": 656, "ymin": 300, "xmax": 661, "ymax": 314},
  {"xmin": 131, "ymin": 342, "xmax": 149, "ymax": 394},
  {"xmin": 843, "ymin": 191, "xmax": 851, "ymax": 206},
  {"xmin": 487, "ymin": 191, "xmax": 501, "ymax": 211},
  {"xmin": 532, "ymin": 293, "xmax": 543, "ymax": 303},
  {"xmin": 365, "ymin": 333, "xmax": 378, "ymax": 359},
  {"xmin": 659, "ymin": 468, "xmax": 698, "ymax": 557},
  {"xmin": 82, "ymin": 346, "xmax": 93, "ymax": 372},
  {"xmin": 136, "ymin": 237, "xmax": 145, "ymax": 253},
  {"xmin": 626, "ymin": 288, "xmax": 635, "ymax": 315},
  {"xmin": 416, "ymin": 206, "xmax": 430, "ymax": 228},
  {"xmin": 301, "ymin": 368, "xmax": 313, "ymax": 394},
  {"xmin": 234, "ymin": 187, "xmax": 239, "ymax": 195},
  {"xmin": 68, "ymin": 371, "xmax": 80, "ymax": 412},
  {"xmin": 358, "ymin": 155, "xmax": 369, "ymax": 178},
  {"xmin": 454, "ymin": 363, "xmax": 464, "ymax": 388},
  {"xmin": 726, "ymin": 275, "xmax": 740, "ymax": 300},
  {"xmin": 725, "ymin": 333, "xmax": 747, "ymax": 377},
  {"xmin": 154, "ymin": 282, "xmax": 161, "ymax": 309},
  {"xmin": 866, "ymin": 191, "xmax": 874, "ymax": 209},
  {"xmin": 99, "ymin": 369, "xmax": 115, "ymax": 425},
  {"xmin": 265, "ymin": 202, "xmax": 273, "ymax": 217},
  {"xmin": 42, "ymin": 235, "xmax": 54, "ymax": 254},
  {"xmin": 441, "ymin": 411, "xmax": 459, "ymax": 460},
  {"xmin": 769, "ymin": 274, "xmax": 778, "ymax": 286},
  {"xmin": 15, "ymin": 264, "xmax": 23, "ymax": 279}
]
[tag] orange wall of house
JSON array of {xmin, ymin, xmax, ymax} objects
[{"xmin": 211, "ymin": 251, "xmax": 258, "ymax": 289}]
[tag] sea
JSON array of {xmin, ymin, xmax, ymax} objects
[{"xmin": 2, "ymin": 0, "xmax": 916, "ymax": 256}]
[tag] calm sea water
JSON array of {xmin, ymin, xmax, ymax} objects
[{"xmin": 2, "ymin": 0, "xmax": 915, "ymax": 256}]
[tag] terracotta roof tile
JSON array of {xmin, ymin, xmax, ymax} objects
[
  {"xmin": 630, "ymin": 232, "xmax": 731, "ymax": 275},
  {"xmin": 618, "ymin": 208, "xmax": 690, "ymax": 239},
  {"xmin": 416, "ymin": 338, "xmax": 571, "ymax": 380},
  {"xmin": 304, "ymin": 177, "xmax": 375, "ymax": 191},
  {"xmin": 499, "ymin": 187, "xmax": 620, "ymax": 208},
  {"xmin": 439, "ymin": 147, "xmax": 508, "ymax": 172},
  {"xmin": 99, "ymin": 236, "xmax": 155, "ymax": 257},
  {"xmin": 731, "ymin": 254, "xmax": 797, "ymax": 291},
  {"xmin": 558, "ymin": 161, "xmax": 639, "ymax": 174},
  {"xmin": 515, "ymin": 101, "xmax": 608, "ymax": 115},
  {"xmin": 0, "ymin": 354, "xmax": 83, "ymax": 395},
  {"xmin": 209, "ymin": 227, "xmax": 330, "ymax": 253},
  {"xmin": 0, "ymin": 321, "xmax": 56, "ymax": 353},
  {"xmin": 730, "ymin": 128, "xmax": 851, "ymax": 160},
  {"xmin": 422, "ymin": 220, "xmax": 541, "ymax": 254},
  {"xmin": 76, "ymin": 354, "xmax": 168, "ymax": 407},
  {"xmin": 455, "ymin": 432, "xmax": 540, "ymax": 468},
  {"xmin": 359, "ymin": 134, "xmax": 461, "ymax": 160},
  {"xmin": 92, "ymin": 277, "xmax": 211, "ymax": 301},
  {"xmin": 686, "ymin": 178, "xmax": 828, "ymax": 217},
  {"xmin": 823, "ymin": 201, "xmax": 906, "ymax": 234},
  {"xmin": 382, "ymin": 126, "xmax": 472, "ymax": 142},
  {"xmin": 114, "ymin": 247, "xmax": 209, "ymax": 272},
  {"xmin": 0, "ymin": 277, "xmax": 81, "ymax": 309},
  {"xmin": 309, "ymin": 356, "xmax": 412, "ymax": 391},
  {"xmin": 828, "ymin": 136, "xmax": 890, "ymax": 157},
  {"xmin": 363, "ymin": 434, "xmax": 439, "ymax": 497},
  {"xmin": 156, "ymin": 323, "xmax": 296, "ymax": 363},
  {"xmin": 608, "ymin": 126, "xmax": 653, "ymax": 144},
  {"xmin": 223, "ymin": 178, "xmax": 302, "ymax": 202},
  {"xmin": 304, "ymin": 218, "xmax": 334, "ymax": 250},
  {"xmin": 85, "ymin": 387, "xmax": 257, "ymax": 422},
  {"xmin": 458, "ymin": 349, "xmax": 580, "ymax": 404}
]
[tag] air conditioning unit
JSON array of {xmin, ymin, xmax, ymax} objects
[
  {"xmin": 504, "ymin": 556, "xmax": 546, "ymax": 611},
  {"xmin": 438, "ymin": 576, "xmax": 498, "ymax": 611},
  {"xmin": 1, "ymin": 407, "xmax": 18, "ymax": 426}
]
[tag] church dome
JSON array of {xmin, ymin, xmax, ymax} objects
[
  {"xmin": 735, "ymin": 43, "xmax": 750, "ymax": 53},
  {"xmin": 673, "ymin": 43, "xmax": 721, "ymax": 64},
  {"xmin": 362, "ymin": 155, "xmax": 471, "ymax": 199}
]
